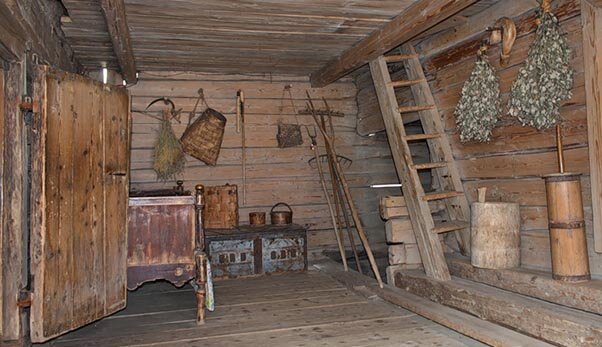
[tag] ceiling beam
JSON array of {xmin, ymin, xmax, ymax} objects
[
  {"xmin": 309, "ymin": 0, "xmax": 476, "ymax": 87},
  {"xmin": 415, "ymin": 0, "xmax": 538, "ymax": 60},
  {"xmin": 100, "ymin": 0, "xmax": 137, "ymax": 83}
]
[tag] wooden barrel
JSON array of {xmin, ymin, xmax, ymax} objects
[
  {"xmin": 471, "ymin": 201, "xmax": 520, "ymax": 269},
  {"xmin": 543, "ymin": 173, "xmax": 590, "ymax": 282}
]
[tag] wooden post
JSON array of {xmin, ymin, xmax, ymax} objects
[
  {"xmin": 195, "ymin": 251, "xmax": 207, "ymax": 324},
  {"xmin": 195, "ymin": 184, "xmax": 205, "ymax": 249},
  {"xmin": 582, "ymin": 0, "xmax": 602, "ymax": 253},
  {"xmin": 194, "ymin": 184, "xmax": 207, "ymax": 324},
  {"xmin": 2, "ymin": 62, "xmax": 25, "ymax": 341}
]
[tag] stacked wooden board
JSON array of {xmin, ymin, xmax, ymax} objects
[
  {"xmin": 380, "ymin": 196, "xmax": 423, "ymax": 283},
  {"xmin": 381, "ymin": 195, "xmax": 452, "ymax": 283}
]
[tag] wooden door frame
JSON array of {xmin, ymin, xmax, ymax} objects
[
  {"xmin": 1, "ymin": 62, "xmax": 26, "ymax": 342},
  {"xmin": 582, "ymin": 0, "xmax": 602, "ymax": 253},
  {"xmin": 0, "ymin": 66, "xmax": 4, "ymax": 340}
]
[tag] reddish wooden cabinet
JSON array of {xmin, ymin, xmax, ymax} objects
[{"xmin": 127, "ymin": 196, "xmax": 198, "ymax": 289}]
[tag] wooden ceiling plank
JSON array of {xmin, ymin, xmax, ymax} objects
[
  {"xmin": 100, "ymin": 0, "xmax": 137, "ymax": 83},
  {"xmin": 309, "ymin": 0, "xmax": 477, "ymax": 87},
  {"xmin": 124, "ymin": 0, "xmax": 415, "ymax": 19}
]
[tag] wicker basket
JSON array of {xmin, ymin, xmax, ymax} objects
[{"xmin": 180, "ymin": 108, "xmax": 226, "ymax": 166}]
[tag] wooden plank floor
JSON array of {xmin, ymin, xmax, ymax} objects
[{"xmin": 43, "ymin": 271, "xmax": 485, "ymax": 346}]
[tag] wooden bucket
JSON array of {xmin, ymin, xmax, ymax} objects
[
  {"xmin": 471, "ymin": 197, "xmax": 520, "ymax": 269},
  {"xmin": 270, "ymin": 202, "xmax": 293, "ymax": 225},
  {"xmin": 249, "ymin": 212, "xmax": 266, "ymax": 226},
  {"xmin": 180, "ymin": 108, "xmax": 226, "ymax": 166},
  {"xmin": 543, "ymin": 173, "xmax": 590, "ymax": 282}
]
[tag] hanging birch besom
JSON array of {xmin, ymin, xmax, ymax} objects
[
  {"xmin": 153, "ymin": 109, "xmax": 186, "ymax": 181},
  {"xmin": 507, "ymin": 8, "xmax": 573, "ymax": 129},
  {"xmin": 454, "ymin": 50, "xmax": 501, "ymax": 143}
]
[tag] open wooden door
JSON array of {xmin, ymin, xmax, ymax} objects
[{"xmin": 29, "ymin": 66, "xmax": 130, "ymax": 342}]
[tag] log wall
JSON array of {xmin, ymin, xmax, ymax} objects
[
  {"xmin": 355, "ymin": 0, "xmax": 602, "ymax": 277},
  {"xmin": 355, "ymin": 0, "xmax": 602, "ymax": 276},
  {"xmin": 128, "ymin": 72, "xmax": 399, "ymax": 259}
]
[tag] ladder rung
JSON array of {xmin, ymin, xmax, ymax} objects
[
  {"xmin": 384, "ymin": 54, "xmax": 419, "ymax": 62},
  {"xmin": 398, "ymin": 105, "xmax": 435, "ymax": 113},
  {"xmin": 412, "ymin": 161, "xmax": 448, "ymax": 170},
  {"xmin": 405, "ymin": 133, "xmax": 442, "ymax": 141},
  {"xmin": 390, "ymin": 78, "xmax": 426, "ymax": 88},
  {"xmin": 423, "ymin": 190, "xmax": 464, "ymax": 201},
  {"xmin": 432, "ymin": 221, "xmax": 469, "ymax": 234}
]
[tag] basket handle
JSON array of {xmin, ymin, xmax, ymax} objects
[{"xmin": 271, "ymin": 202, "xmax": 292, "ymax": 214}]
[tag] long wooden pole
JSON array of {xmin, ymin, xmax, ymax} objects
[
  {"xmin": 308, "ymin": 97, "xmax": 384, "ymax": 288},
  {"xmin": 311, "ymin": 137, "xmax": 348, "ymax": 271},
  {"xmin": 322, "ymin": 99, "xmax": 362, "ymax": 274},
  {"xmin": 309, "ymin": 100, "xmax": 362, "ymax": 273}
]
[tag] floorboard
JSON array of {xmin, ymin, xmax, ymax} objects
[{"xmin": 42, "ymin": 271, "xmax": 485, "ymax": 347}]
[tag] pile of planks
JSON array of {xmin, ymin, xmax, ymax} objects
[
  {"xmin": 380, "ymin": 195, "xmax": 449, "ymax": 284},
  {"xmin": 380, "ymin": 196, "xmax": 422, "ymax": 284}
]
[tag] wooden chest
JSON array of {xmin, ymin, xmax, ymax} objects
[
  {"xmin": 127, "ymin": 195, "xmax": 197, "ymax": 290},
  {"xmin": 206, "ymin": 224, "xmax": 307, "ymax": 280}
]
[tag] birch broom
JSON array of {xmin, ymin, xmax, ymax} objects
[
  {"xmin": 454, "ymin": 48, "xmax": 501, "ymax": 143},
  {"xmin": 153, "ymin": 110, "xmax": 186, "ymax": 181},
  {"xmin": 508, "ymin": 3, "xmax": 573, "ymax": 129}
]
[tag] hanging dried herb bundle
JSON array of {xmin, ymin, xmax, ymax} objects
[
  {"xmin": 153, "ymin": 116, "xmax": 186, "ymax": 181},
  {"xmin": 508, "ymin": 10, "xmax": 573, "ymax": 129},
  {"xmin": 454, "ymin": 52, "xmax": 501, "ymax": 142}
]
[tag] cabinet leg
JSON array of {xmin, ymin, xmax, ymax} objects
[{"xmin": 195, "ymin": 251, "xmax": 207, "ymax": 325}]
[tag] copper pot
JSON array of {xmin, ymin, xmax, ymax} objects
[
  {"xmin": 249, "ymin": 212, "xmax": 266, "ymax": 226},
  {"xmin": 270, "ymin": 202, "xmax": 293, "ymax": 225}
]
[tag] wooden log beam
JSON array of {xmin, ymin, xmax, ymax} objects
[
  {"xmin": 415, "ymin": 0, "xmax": 538, "ymax": 61},
  {"xmin": 395, "ymin": 270, "xmax": 602, "ymax": 347},
  {"xmin": 447, "ymin": 254, "xmax": 602, "ymax": 315},
  {"xmin": 100, "ymin": 0, "xmax": 137, "ymax": 83},
  {"xmin": 582, "ymin": 0, "xmax": 602, "ymax": 253},
  {"xmin": 309, "ymin": 0, "xmax": 476, "ymax": 87},
  {"xmin": 315, "ymin": 259, "xmax": 553, "ymax": 347}
]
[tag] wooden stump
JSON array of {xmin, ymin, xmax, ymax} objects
[{"xmin": 471, "ymin": 201, "xmax": 520, "ymax": 269}]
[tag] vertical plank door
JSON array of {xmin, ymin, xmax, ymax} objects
[{"xmin": 29, "ymin": 67, "xmax": 131, "ymax": 342}]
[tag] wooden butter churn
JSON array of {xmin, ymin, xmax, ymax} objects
[{"xmin": 543, "ymin": 125, "xmax": 590, "ymax": 282}]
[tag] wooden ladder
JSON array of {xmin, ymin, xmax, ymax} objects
[{"xmin": 369, "ymin": 43, "xmax": 471, "ymax": 281}]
